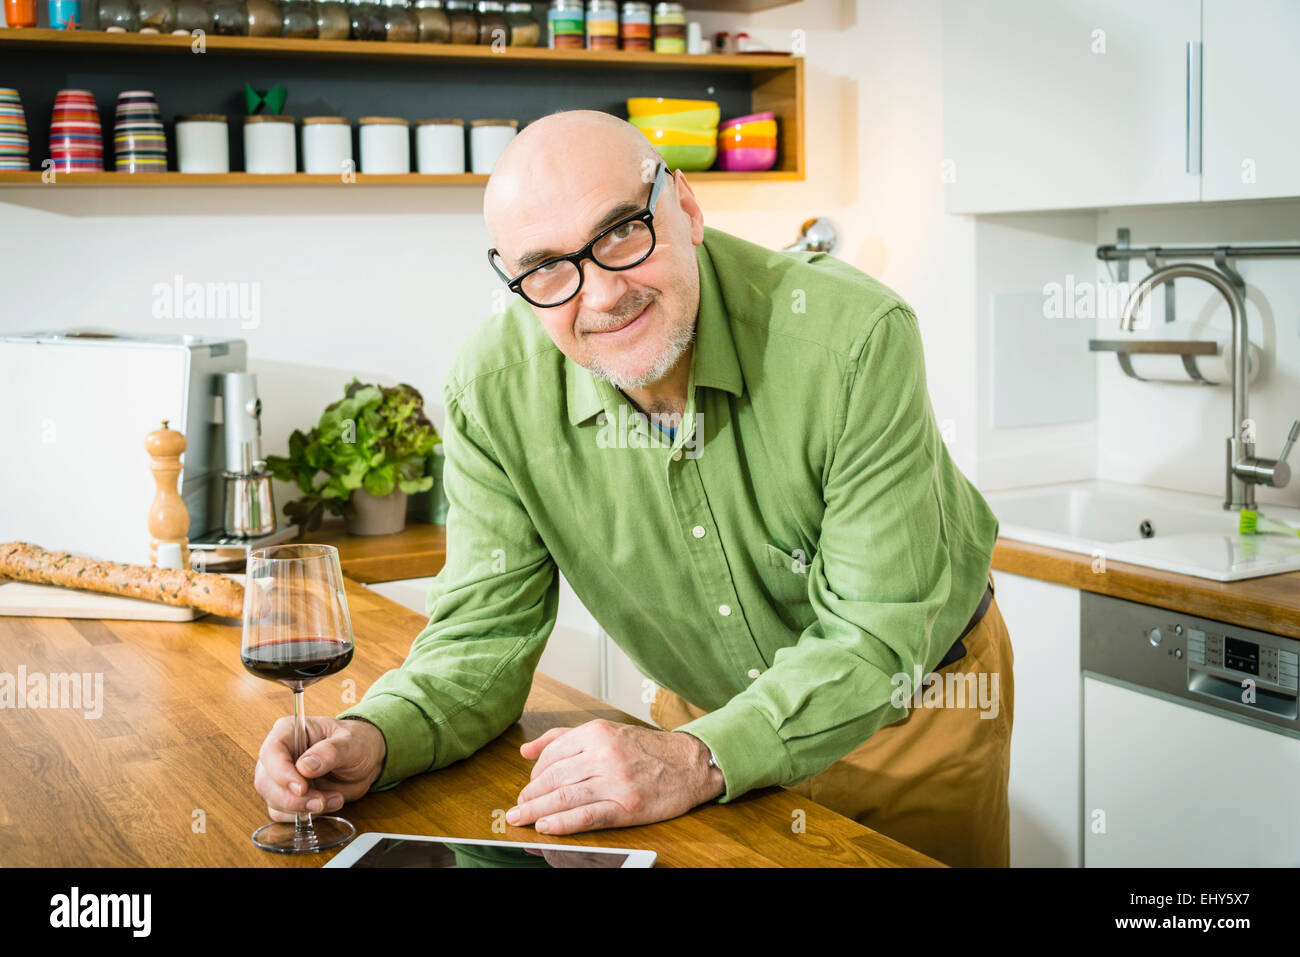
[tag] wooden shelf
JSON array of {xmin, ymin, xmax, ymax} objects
[
  {"xmin": 0, "ymin": 27, "xmax": 798, "ymax": 71},
  {"xmin": 0, "ymin": 169, "xmax": 802, "ymax": 186}
]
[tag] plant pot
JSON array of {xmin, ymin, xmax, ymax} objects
[{"xmin": 346, "ymin": 487, "xmax": 408, "ymax": 536}]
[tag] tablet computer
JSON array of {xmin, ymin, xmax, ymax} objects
[{"xmin": 325, "ymin": 832, "xmax": 657, "ymax": 868}]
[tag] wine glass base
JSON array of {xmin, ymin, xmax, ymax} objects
[{"xmin": 252, "ymin": 816, "xmax": 355, "ymax": 854}]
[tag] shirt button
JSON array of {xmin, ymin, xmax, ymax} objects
[
  {"xmin": 747, "ymin": 668, "xmax": 762, "ymax": 679},
  {"xmin": 718, "ymin": 604, "xmax": 731, "ymax": 617},
  {"xmin": 672, "ymin": 450, "xmax": 683, "ymax": 461},
  {"xmin": 692, "ymin": 525, "xmax": 706, "ymax": 539}
]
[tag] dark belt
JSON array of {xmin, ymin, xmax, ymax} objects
[{"xmin": 934, "ymin": 577, "xmax": 995, "ymax": 670}]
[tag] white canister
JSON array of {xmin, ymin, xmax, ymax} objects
[
  {"xmin": 359, "ymin": 117, "xmax": 411, "ymax": 174},
  {"xmin": 301, "ymin": 116, "xmax": 353, "ymax": 176},
  {"xmin": 415, "ymin": 118, "xmax": 465, "ymax": 174},
  {"xmin": 243, "ymin": 115, "xmax": 296, "ymax": 174},
  {"xmin": 175, "ymin": 113, "xmax": 230, "ymax": 174},
  {"xmin": 469, "ymin": 118, "xmax": 517, "ymax": 175}
]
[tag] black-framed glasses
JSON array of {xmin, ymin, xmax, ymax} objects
[{"xmin": 488, "ymin": 162, "xmax": 667, "ymax": 309}]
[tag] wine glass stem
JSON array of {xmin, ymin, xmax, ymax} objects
[{"xmin": 293, "ymin": 687, "xmax": 313, "ymax": 832}]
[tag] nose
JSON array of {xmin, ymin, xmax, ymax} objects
[{"xmin": 576, "ymin": 258, "xmax": 628, "ymax": 313}]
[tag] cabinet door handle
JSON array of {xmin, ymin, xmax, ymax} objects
[{"xmin": 1186, "ymin": 39, "xmax": 1203, "ymax": 175}]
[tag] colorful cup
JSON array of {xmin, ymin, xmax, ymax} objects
[
  {"xmin": 48, "ymin": 0, "xmax": 83, "ymax": 28},
  {"xmin": 0, "ymin": 88, "xmax": 31, "ymax": 172},
  {"xmin": 114, "ymin": 90, "xmax": 167, "ymax": 173},
  {"xmin": 49, "ymin": 89, "xmax": 104, "ymax": 173},
  {"xmin": 717, "ymin": 111, "xmax": 777, "ymax": 172}
]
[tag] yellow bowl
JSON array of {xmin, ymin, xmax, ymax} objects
[
  {"xmin": 637, "ymin": 127, "xmax": 717, "ymax": 147},
  {"xmin": 629, "ymin": 107, "xmax": 720, "ymax": 133},
  {"xmin": 627, "ymin": 97, "xmax": 718, "ymax": 117}
]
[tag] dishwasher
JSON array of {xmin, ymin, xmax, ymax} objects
[{"xmin": 1082, "ymin": 591, "xmax": 1300, "ymax": 866}]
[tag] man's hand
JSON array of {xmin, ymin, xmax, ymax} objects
[
  {"xmin": 507, "ymin": 719, "xmax": 725, "ymax": 834},
  {"xmin": 253, "ymin": 716, "xmax": 387, "ymax": 822}
]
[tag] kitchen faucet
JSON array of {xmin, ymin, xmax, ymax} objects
[{"xmin": 1119, "ymin": 262, "xmax": 1300, "ymax": 512}]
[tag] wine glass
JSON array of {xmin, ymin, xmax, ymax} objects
[{"xmin": 241, "ymin": 543, "xmax": 356, "ymax": 854}]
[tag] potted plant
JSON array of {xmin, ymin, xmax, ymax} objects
[{"xmin": 265, "ymin": 378, "xmax": 442, "ymax": 536}]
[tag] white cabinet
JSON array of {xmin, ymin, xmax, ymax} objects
[
  {"xmin": 1202, "ymin": 0, "xmax": 1300, "ymax": 201},
  {"xmin": 942, "ymin": 0, "xmax": 1201, "ymax": 213},
  {"xmin": 995, "ymin": 570, "xmax": 1082, "ymax": 866}
]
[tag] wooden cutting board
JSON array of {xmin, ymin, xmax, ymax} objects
[{"xmin": 0, "ymin": 574, "xmax": 244, "ymax": 622}]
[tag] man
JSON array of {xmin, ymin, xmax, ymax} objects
[{"xmin": 252, "ymin": 109, "xmax": 1014, "ymax": 868}]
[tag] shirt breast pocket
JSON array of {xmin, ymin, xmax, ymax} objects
[{"xmin": 760, "ymin": 543, "xmax": 815, "ymax": 627}]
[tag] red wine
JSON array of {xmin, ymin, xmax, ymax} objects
[{"xmin": 241, "ymin": 636, "xmax": 353, "ymax": 689}]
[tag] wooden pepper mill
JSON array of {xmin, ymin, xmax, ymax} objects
[{"xmin": 146, "ymin": 419, "xmax": 191, "ymax": 570}]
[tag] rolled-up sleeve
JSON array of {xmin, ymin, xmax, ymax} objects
[
  {"xmin": 675, "ymin": 305, "xmax": 956, "ymax": 801},
  {"xmin": 338, "ymin": 379, "xmax": 558, "ymax": 791}
]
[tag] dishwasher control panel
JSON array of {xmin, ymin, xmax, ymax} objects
[{"xmin": 1082, "ymin": 590, "xmax": 1300, "ymax": 736}]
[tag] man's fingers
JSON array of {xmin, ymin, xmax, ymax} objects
[
  {"xmin": 258, "ymin": 717, "xmax": 312, "ymax": 797},
  {"xmin": 533, "ymin": 800, "xmax": 624, "ymax": 835},
  {"xmin": 509, "ymin": 780, "xmax": 603, "ymax": 827},
  {"xmin": 255, "ymin": 759, "xmax": 343, "ymax": 816},
  {"xmin": 520, "ymin": 726, "xmax": 571, "ymax": 761},
  {"xmin": 517, "ymin": 753, "xmax": 593, "ymax": 805},
  {"xmin": 527, "ymin": 726, "xmax": 591, "ymax": 781}
]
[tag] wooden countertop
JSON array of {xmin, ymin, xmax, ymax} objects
[
  {"xmin": 296, "ymin": 520, "xmax": 446, "ymax": 584},
  {"xmin": 994, "ymin": 538, "xmax": 1300, "ymax": 638},
  {"xmin": 0, "ymin": 575, "xmax": 940, "ymax": 867}
]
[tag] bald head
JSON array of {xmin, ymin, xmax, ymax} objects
[{"xmin": 482, "ymin": 109, "xmax": 706, "ymax": 399}]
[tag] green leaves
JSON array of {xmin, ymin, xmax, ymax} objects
[{"xmin": 264, "ymin": 377, "xmax": 443, "ymax": 532}]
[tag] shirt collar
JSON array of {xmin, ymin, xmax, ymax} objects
[{"xmin": 565, "ymin": 230, "xmax": 744, "ymax": 426}]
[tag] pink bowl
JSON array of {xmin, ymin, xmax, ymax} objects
[
  {"xmin": 716, "ymin": 146, "xmax": 776, "ymax": 172},
  {"xmin": 719, "ymin": 110, "xmax": 774, "ymax": 131}
]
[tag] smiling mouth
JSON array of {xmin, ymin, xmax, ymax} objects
[{"xmin": 589, "ymin": 303, "xmax": 651, "ymax": 336}]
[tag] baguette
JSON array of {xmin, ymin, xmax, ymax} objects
[{"xmin": 0, "ymin": 541, "xmax": 244, "ymax": 618}]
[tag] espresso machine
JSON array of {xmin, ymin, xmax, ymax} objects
[{"xmin": 188, "ymin": 371, "xmax": 298, "ymax": 568}]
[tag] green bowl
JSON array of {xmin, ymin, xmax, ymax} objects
[
  {"xmin": 649, "ymin": 142, "xmax": 717, "ymax": 172},
  {"xmin": 629, "ymin": 107, "xmax": 720, "ymax": 133}
]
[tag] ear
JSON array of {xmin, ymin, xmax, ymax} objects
[{"xmin": 672, "ymin": 170, "xmax": 706, "ymax": 245}]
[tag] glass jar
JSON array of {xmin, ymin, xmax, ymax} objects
[
  {"xmin": 349, "ymin": 0, "xmax": 385, "ymax": 38},
  {"xmin": 245, "ymin": 0, "xmax": 280, "ymax": 34},
  {"xmin": 96, "ymin": 0, "xmax": 139, "ymax": 29},
  {"xmin": 314, "ymin": 0, "xmax": 349, "ymax": 35},
  {"xmin": 584, "ymin": 0, "xmax": 615, "ymax": 49},
  {"xmin": 504, "ymin": 1, "xmax": 536, "ymax": 45},
  {"xmin": 619, "ymin": 0, "xmax": 648, "ymax": 50},
  {"xmin": 651, "ymin": 0, "xmax": 683, "ymax": 52},
  {"xmin": 474, "ymin": 0, "xmax": 504, "ymax": 44},
  {"xmin": 172, "ymin": 0, "xmax": 212, "ymax": 32},
  {"xmin": 410, "ymin": 0, "xmax": 448, "ymax": 42},
  {"xmin": 136, "ymin": 0, "xmax": 175, "ymax": 31},
  {"xmin": 210, "ymin": 0, "xmax": 247, "ymax": 33},
  {"xmin": 280, "ymin": 0, "xmax": 316, "ymax": 35},
  {"xmin": 382, "ymin": 0, "xmax": 418, "ymax": 40},
  {"xmin": 546, "ymin": 0, "xmax": 582, "ymax": 49},
  {"xmin": 443, "ymin": 0, "xmax": 476, "ymax": 43}
]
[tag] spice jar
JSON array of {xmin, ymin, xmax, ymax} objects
[
  {"xmin": 175, "ymin": 113, "xmax": 229, "ymax": 172},
  {"xmin": 619, "ymin": 0, "xmax": 648, "ymax": 49},
  {"xmin": 651, "ymin": 0, "xmax": 682, "ymax": 52},
  {"xmin": 301, "ymin": 116, "xmax": 352, "ymax": 174},
  {"xmin": 469, "ymin": 117, "xmax": 516, "ymax": 173},
  {"xmin": 475, "ymin": 0, "xmax": 504, "ymax": 44},
  {"xmin": 209, "ymin": 0, "xmax": 248, "ymax": 33},
  {"xmin": 415, "ymin": 118, "xmax": 464, "ymax": 173},
  {"xmin": 314, "ymin": 0, "xmax": 349, "ymax": 36},
  {"xmin": 504, "ymin": 2, "xmax": 537, "ymax": 45},
  {"xmin": 172, "ymin": 0, "xmax": 212, "ymax": 32},
  {"xmin": 245, "ymin": 0, "xmax": 280, "ymax": 33},
  {"xmin": 443, "ymin": 0, "xmax": 477, "ymax": 43},
  {"xmin": 136, "ymin": 0, "xmax": 175, "ymax": 31},
  {"xmin": 243, "ymin": 114, "xmax": 296, "ymax": 173},
  {"xmin": 546, "ymin": 0, "xmax": 581, "ymax": 48},
  {"xmin": 410, "ymin": 0, "xmax": 449, "ymax": 42},
  {"xmin": 584, "ymin": 0, "xmax": 615, "ymax": 49},
  {"xmin": 382, "ymin": 0, "xmax": 418, "ymax": 39},
  {"xmin": 349, "ymin": 0, "xmax": 385, "ymax": 37},
  {"xmin": 359, "ymin": 116, "xmax": 410, "ymax": 173},
  {"xmin": 96, "ymin": 0, "xmax": 140, "ymax": 30},
  {"xmin": 281, "ymin": 0, "xmax": 318, "ymax": 36}
]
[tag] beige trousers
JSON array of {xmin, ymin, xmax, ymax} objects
[{"xmin": 651, "ymin": 572, "xmax": 1014, "ymax": 867}]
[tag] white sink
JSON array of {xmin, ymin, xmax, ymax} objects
[{"xmin": 984, "ymin": 479, "xmax": 1300, "ymax": 582}]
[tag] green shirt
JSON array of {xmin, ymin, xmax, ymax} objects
[{"xmin": 339, "ymin": 225, "xmax": 1000, "ymax": 803}]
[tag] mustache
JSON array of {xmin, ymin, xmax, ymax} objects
[{"xmin": 580, "ymin": 294, "xmax": 655, "ymax": 334}]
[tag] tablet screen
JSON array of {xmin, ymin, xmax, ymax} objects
[{"xmin": 351, "ymin": 837, "xmax": 630, "ymax": 868}]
